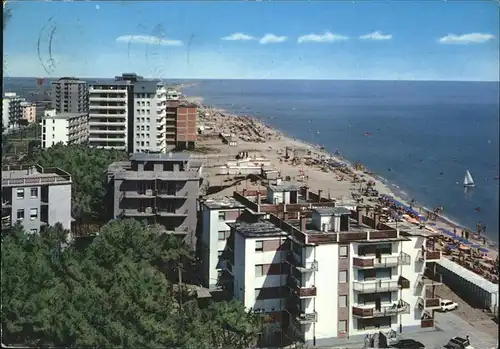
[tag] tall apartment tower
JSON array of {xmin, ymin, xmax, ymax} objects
[
  {"xmin": 88, "ymin": 73, "xmax": 168, "ymax": 153},
  {"xmin": 51, "ymin": 77, "xmax": 88, "ymax": 114},
  {"xmin": 2, "ymin": 92, "xmax": 25, "ymax": 131}
]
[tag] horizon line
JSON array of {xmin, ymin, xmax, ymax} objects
[{"xmin": 3, "ymin": 76, "xmax": 500, "ymax": 83}]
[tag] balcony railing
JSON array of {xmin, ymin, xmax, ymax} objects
[
  {"xmin": 286, "ymin": 252, "xmax": 318, "ymax": 273},
  {"xmin": 421, "ymin": 318, "xmax": 434, "ymax": 328},
  {"xmin": 353, "ymin": 279, "xmax": 400, "ymax": 293},
  {"xmin": 288, "ymin": 276, "xmax": 317, "ymax": 298},
  {"xmin": 353, "ymin": 252, "xmax": 411, "ymax": 269},
  {"xmin": 398, "ymin": 276, "xmax": 410, "ymax": 289},
  {"xmin": 352, "ymin": 301, "xmax": 410, "ymax": 318},
  {"xmin": 417, "ymin": 297, "xmax": 441, "ymax": 309},
  {"xmin": 417, "ymin": 249, "xmax": 442, "ymax": 262},
  {"xmin": 295, "ymin": 311, "xmax": 318, "ymax": 324}
]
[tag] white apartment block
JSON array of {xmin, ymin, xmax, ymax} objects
[
  {"xmin": 132, "ymin": 80, "xmax": 168, "ymax": 153},
  {"xmin": 41, "ymin": 110, "xmax": 89, "ymax": 149},
  {"xmin": 88, "ymin": 83, "xmax": 129, "ymax": 151},
  {"xmin": 88, "ymin": 74, "xmax": 169, "ymax": 153},
  {"xmin": 218, "ymin": 189, "xmax": 442, "ymax": 348},
  {"xmin": 2, "ymin": 92, "xmax": 25, "ymax": 131},
  {"xmin": 200, "ymin": 197, "xmax": 246, "ymax": 291}
]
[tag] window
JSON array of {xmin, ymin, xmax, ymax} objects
[
  {"xmin": 339, "ymin": 245, "xmax": 348, "ymax": 258},
  {"xmin": 17, "ymin": 209, "xmax": 24, "ymax": 220},
  {"xmin": 255, "ymin": 240, "xmax": 263, "ymax": 252},
  {"xmin": 16, "ymin": 188, "xmax": 24, "ymax": 199},
  {"xmin": 30, "ymin": 188, "xmax": 38, "ymax": 198},
  {"xmin": 30, "ymin": 229, "xmax": 38, "ymax": 234},
  {"xmin": 339, "ymin": 295, "xmax": 347, "ymax": 307},
  {"xmin": 339, "ymin": 270, "xmax": 347, "ymax": 283},
  {"xmin": 30, "ymin": 208, "xmax": 38, "ymax": 220},
  {"xmin": 218, "ymin": 212, "xmax": 225, "ymax": 221},
  {"xmin": 217, "ymin": 250, "xmax": 223, "ymax": 257},
  {"xmin": 218, "ymin": 231, "xmax": 226, "ymax": 241},
  {"xmin": 255, "ymin": 265, "xmax": 263, "ymax": 277},
  {"xmin": 338, "ymin": 320, "xmax": 347, "ymax": 334}
]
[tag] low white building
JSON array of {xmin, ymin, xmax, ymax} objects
[
  {"xmin": 200, "ymin": 197, "xmax": 246, "ymax": 291},
  {"xmin": 266, "ymin": 178, "xmax": 302, "ymax": 205},
  {"xmin": 41, "ymin": 109, "xmax": 89, "ymax": 149}
]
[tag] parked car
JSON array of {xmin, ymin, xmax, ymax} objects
[
  {"xmin": 440, "ymin": 299, "xmax": 459, "ymax": 312},
  {"xmin": 444, "ymin": 337, "xmax": 475, "ymax": 349},
  {"xmin": 390, "ymin": 339, "xmax": 425, "ymax": 349}
]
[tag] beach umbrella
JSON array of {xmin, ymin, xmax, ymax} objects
[{"xmin": 479, "ymin": 247, "xmax": 489, "ymax": 253}]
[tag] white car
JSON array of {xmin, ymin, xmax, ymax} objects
[{"xmin": 440, "ymin": 299, "xmax": 458, "ymax": 312}]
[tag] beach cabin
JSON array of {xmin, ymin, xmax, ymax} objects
[
  {"xmin": 311, "ymin": 206, "xmax": 352, "ymax": 232},
  {"xmin": 265, "ymin": 178, "xmax": 302, "ymax": 205}
]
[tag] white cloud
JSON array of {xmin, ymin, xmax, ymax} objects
[
  {"xmin": 116, "ymin": 35, "xmax": 183, "ymax": 46},
  {"xmin": 297, "ymin": 31, "xmax": 349, "ymax": 43},
  {"xmin": 259, "ymin": 34, "xmax": 287, "ymax": 44},
  {"xmin": 221, "ymin": 32, "xmax": 255, "ymax": 41},
  {"xmin": 359, "ymin": 31, "xmax": 392, "ymax": 40},
  {"xmin": 438, "ymin": 33, "xmax": 495, "ymax": 44}
]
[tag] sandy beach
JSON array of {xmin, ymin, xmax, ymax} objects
[{"xmin": 191, "ymin": 98, "xmax": 499, "ymax": 273}]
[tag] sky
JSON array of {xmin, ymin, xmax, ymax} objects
[{"xmin": 3, "ymin": 1, "xmax": 499, "ymax": 81}]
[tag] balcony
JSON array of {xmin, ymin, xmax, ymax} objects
[
  {"xmin": 353, "ymin": 279, "xmax": 400, "ymax": 293},
  {"xmin": 416, "ymin": 270, "xmax": 442, "ymax": 288},
  {"xmin": 397, "ymin": 276, "xmax": 410, "ymax": 289},
  {"xmin": 157, "ymin": 191, "xmax": 188, "ymax": 199},
  {"xmin": 352, "ymin": 301, "xmax": 410, "ymax": 318},
  {"xmin": 286, "ymin": 252, "xmax": 318, "ymax": 273},
  {"xmin": 417, "ymin": 249, "xmax": 442, "ymax": 262},
  {"xmin": 288, "ymin": 276, "xmax": 317, "ymax": 298},
  {"xmin": 294, "ymin": 311, "xmax": 318, "ymax": 324},
  {"xmin": 122, "ymin": 190, "xmax": 155, "ymax": 199},
  {"xmin": 417, "ymin": 297, "xmax": 441, "ymax": 310},
  {"xmin": 157, "ymin": 209, "xmax": 188, "ymax": 217},
  {"xmin": 121, "ymin": 208, "xmax": 155, "ymax": 217},
  {"xmin": 353, "ymin": 252, "xmax": 411, "ymax": 269}
]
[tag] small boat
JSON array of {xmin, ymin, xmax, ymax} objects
[{"xmin": 464, "ymin": 169, "xmax": 475, "ymax": 188}]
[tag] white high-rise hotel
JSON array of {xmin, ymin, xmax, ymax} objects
[{"xmin": 88, "ymin": 74, "xmax": 168, "ymax": 153}]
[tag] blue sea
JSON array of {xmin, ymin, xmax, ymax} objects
[{"xmin": 183, "ymin": 80, "xmax": 500, "ymax": 242}]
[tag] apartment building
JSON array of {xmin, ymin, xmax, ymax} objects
[
  {"xmin": 88, "ymin": 80, "xmax": 129, "ymax": 150},
  {"xmin": 199, "ymin": 197, "xmax": 246, "ymax": 290},
  {"xmin": 88, "ymin": 73, "xmax": 168, "ymax": 153},
  {"xmin": 1, "ymin": 164, "xmax": 72, "ymax": 234},
  {"xmin": 51, "ymin": 77, "xmax": 88, "ymax": 113},
  {"xmin": 166, "ymin": 100, "xmax": 197, "ymax": 150},
  {"xmin": 107, "ymin": 152, "xmax": 202, "ymax": 247},
  {"xmin": 215, "ymin": 185, "xmax": 442, "ymax": 347},
  {"xmin": 2, "ymin": 92, "xmax": 24, "ymax": 131},
  {"xmin": 41, "ymin": 109, "xmax": 89, "ymax": 148},
  {"xmin": 20, "ymin": 101, "xmax": 37, "ymax": 124}
]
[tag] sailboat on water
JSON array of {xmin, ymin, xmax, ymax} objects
[{"xmin": 464, "ymin": 169, "xmax": 475, "ymax": 188}]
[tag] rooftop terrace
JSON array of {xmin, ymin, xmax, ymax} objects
[
  {"xmin": 229, "ymin": 220, "xmax": 288, "ymax": 238},
  {"xmin": 1, "ymin": 165, "xmax": 72, "ymax": 187},
  {"xmin": 203, "ymin": 197, "xmax": 246, "ymax": 210}
]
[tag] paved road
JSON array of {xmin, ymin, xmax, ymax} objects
[{"xmin": 393, "ymin": 312, "xmax": 498, "ymax": 349}]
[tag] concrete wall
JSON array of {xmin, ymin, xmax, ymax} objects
[
  {"xmin": 10, "ymin": 186, "xmax": 42, "ymax": 233},
  {"xmin": 48, "ymin": 184, "xmax": 72, "ymax": 230}
]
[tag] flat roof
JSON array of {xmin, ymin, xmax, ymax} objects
[
  {"xmin": 130, "ymin": 152, "xmax": 191, "ymax": 162},
  {"xmin": 267, "ymin": 182, "xmax": 302, "ymax": 192},
  {"xmin": 134, "ymin": 80, "xmax": 162, "ymax": 94},
  {"xmin": 313, "ymin": 206, "xmax": 351, "ymax": 216},
  {"xmin": 229, "ymin": 220, "xmax": 288, "ymax": 238},
  {"xmin": 203, "ymin": 197, "xmax": 246, "ymax": 210},
  {"xmin": 1, "ymin": 165, "xmax": 72, "ymax": 187},
  {"xmin": 437, "ymin": 257, "xmax": 499, "ymax": 294},
  {"xmin": 42, "ymin": 112, "xmax": 87, "ymax": 120}
]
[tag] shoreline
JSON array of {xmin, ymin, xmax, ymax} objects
[{"xmin": 186, "ymin": 94, "xmax": 499, "ymax": 256}]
